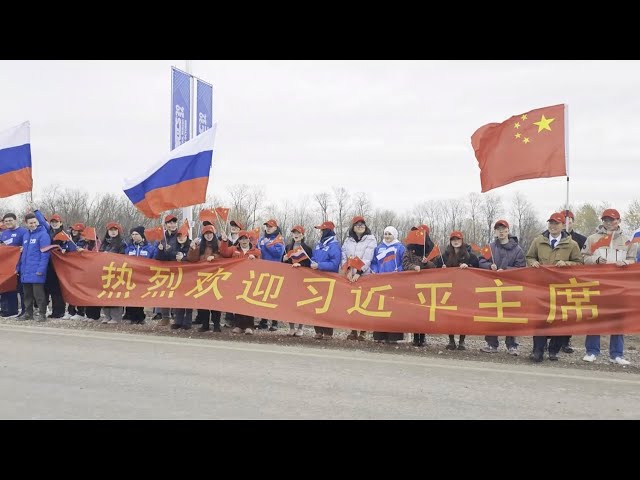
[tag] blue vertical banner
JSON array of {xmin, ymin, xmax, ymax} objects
[
  {"xmin": 196, "ymin": 79, "xmax": 213, "ymax": 135},
  {"xmin": 171, "ymin": 67, "xmax": 192, "ymax": 151}
]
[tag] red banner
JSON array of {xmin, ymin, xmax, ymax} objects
[
  {"xmin": 18, "ymin": 251, "xmax": 639, "ymax": 335},
  {"xmin": 0, "ymin": 247, "xmax": 20, "ymax": 293}
]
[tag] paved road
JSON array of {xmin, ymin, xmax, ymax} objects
[{"xmin": 1, "ymin": 324, "xmax": 638, "ymax": 419}]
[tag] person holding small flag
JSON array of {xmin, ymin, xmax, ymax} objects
[
  {"xmin": 341, "ymin": 216, "xmax": 377, "ymax": 341},
  {"xmin": 371, "ymin": 226, "xmax": 405, "ymax": 344},
  {"xmin": 0, "ymin": 213, "xmax": 28, "ymax": 318},
  {"xmin": 581, "ymin": 208, "xmax": 637, "ymax": 366},
  {"xmin": 478, "ymin": 220, "xmax": 526, "ymax": 355},
  {"xmin": 18, "ymin": 213, "xmax": 51, "ymax": 322},
  {"xmin": 434, "ymin": 230, "xmax": 479, "ymax": 350},
  {"xmin": 310, "ymin": 220, "xmax": 341, "ymax": 340},
  {"xmin": 283, "ymin": 225, "xmax": 313, "ymax": 337},
  {"xmin": 156, "ymin": 214, "xmax": 180, "ymax": 326},
  {"xmin": 402, "ymin": 225, "xmax": 437, "ymax": 347},
  {"xmin": 258, "ymin": 218, "xmax": 285, "ymax": 331},
  {"xmin": 124, "ymin": 226, "xmax": 156, "ymax": 324}
]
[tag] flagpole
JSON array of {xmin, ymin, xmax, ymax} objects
[
  {"xmin": 564, "ymin": 103, "xmax": 570, "ymax": 233},
  {"xmin": 181, "ymin": 60, "xmax": 194, "ymax": 239}
]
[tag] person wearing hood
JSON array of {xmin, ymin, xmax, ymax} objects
[
  {"xmin": 18, "ymin": 214, "xmax": 51, "ymax": 322},
  {"xmin": 434, "ymin": 230, "xmax": 479, "ymax": 351},
  {"xmin": 581, "ymin": 208, "xmax": 636, "ymax": 366},
  {"xmin": 257, "ymin": 218, "xmax": 285, "ymax": 331},
  {"xmin": 371, "ymin": 226, "xmax": 405, "ymax": 343},
  {"xmin": 479, "ymin": 220, "xmax": 526, "ymax": 355},
  {"xmin": 310, "ymin": 221, "xmax": 341, "ymax": 340},
  {"xmin": 341, "ymin": 216, "xmax": 377, "ymax": 342}
]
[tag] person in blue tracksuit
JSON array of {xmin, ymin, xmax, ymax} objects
[
  {"xmin": 124, "ymin": 226, "xmax": 156, "ymax": 324},
  {"xmin": 258, "ymin": 218, "xmax": 285, "ymax": 331},
  {"xmin": 18, "ymin": 214, "xmax": 51, "ymax": 321},
  {"xmin": 309, "ymin": 220, "xmax": 341, "ymax": 339},
  {"xmin": 1, "ymin": 213, "xmax": 28, "ymax": 318}
]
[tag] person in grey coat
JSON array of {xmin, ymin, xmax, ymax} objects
[{"xmin": 478, "ymin": 220, "xmax": 526, "ymax": 355}]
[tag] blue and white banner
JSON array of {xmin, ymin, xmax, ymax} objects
[
  {"xmin": 171, "ymin": 67, "xmax": 192, "ymax": 151},
  {"xmin": 196, "ymin": 79, "xmax": 213, "ymax": 135}
]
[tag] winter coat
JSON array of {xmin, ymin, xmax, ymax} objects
[
  {"xmin": 311, "ymin": 234, "xmax": 341, "ymax": 273},
  {"xmin": 124, "ymin": 241, "xmax": 156, "ymax": 259},
  {"xmin": 18, "ymin": 224, "xmax": 51, "ymax": 284},
  {"xmin": 526, "ymin": 231, "xmax": 582, "ymax": 266},
  {"xmin": 582, "ymin": 225, "xmax": 637, "ymax": 264},
  {"xmin": 371, "ymin": 241, "xmax": 405, "ymax": 273},
  {"xmin": 479, "ymin": 235, "xmax": 526, "ymax": 270},
  {"xmin": 341, "ymin": 234, "xmax": 377, "ymax": 274}
]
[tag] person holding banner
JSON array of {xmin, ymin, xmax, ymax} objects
[
  {"xmin": 402, "ymin": 225, "xmax": 437, "ymax": 347},
  {"xmin": 581, "ymin": 208, "xmax": 636, "ymax": 365},
  {"xmin": 341, "ymin": 216, "xmax": 377, "ymax": 341},
  {"xmin": 258, "ymin": 219, "xmax": 285, "ymax": 331},
  {"xmin": 371, "ymin": 226, "xmax": 405, "ymax": 344},
  {"xmin": 94, "ymin": 222, "xmax": 127, "ymax": 323},
  {"xmin": 479, "ymin": 220, "xmax": 526, "ymax": 355},
  {"xmin": 0, "ymin": 213, "xmax": 27, "ymax": 318},
  {"xmin": 188, "ymin": 225, "xmax": 223, "ymax": 332},
  {"xmin": 124, "ymin": 226, "xmax": 156, "ymax": 324},
  {"xmin": 170, "ymin": 227, "xmax": 194, "ymax": 330},
  {"xmin": 283, "ymin": 225, "xmax": 313, "ymax": 337},
  {"xmin": 526, "ymin": 212, "xmax": 583, "ymax": 363},
  {"xmin": 310, "ymin": 221, "xmax": 341, "ymax": 340},
  {"xmin": 434, "ymin": 230, "xmax": 479, "ymax": 351},
  {"xmin": 18, "ymin": 214, "xmax": 51, "ymax": 322},
  {"xmin": 156, "ymin": 214, "xmax": 180, "ymax": 326}
]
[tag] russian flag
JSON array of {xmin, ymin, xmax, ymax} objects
[
  {"xmin": 0, "ymin": 121, "xmax": 32, "ymax": 199},
  {"xmin": 123, "ymin": 125, "xmax": 217, "ymax": 218},
  {"xmin": 288, "ymin": 247, "xmax": 309, "ymax": 263}
]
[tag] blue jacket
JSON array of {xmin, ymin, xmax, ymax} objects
[
  {"xmin": 18, "ymin": 225, "xmax": 51, "ymax": 284},
  {"xmin": 124, "ymin": 241, "xmax": 156, "ymax": 259},
  {"xmin": 259, "ymin": 232, "xmax": 285, "ymax": 262},
  {"xmin": 311, "ymin": 234, "xmax": 341, "ymax": 272},
  {"xmin": 1, "ymin": 226, "xmax": 28, "ymax": 248},
  {"xmin": 371, "ymin": 241, "xmax": 405, "ymax": 273}
]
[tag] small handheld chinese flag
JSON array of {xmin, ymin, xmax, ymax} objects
[
  {"xmin": 590, "ymin": 234, "xmax": 613, "ymax": 253},
  {"xmin": 214, "ymin": 207, "xmax": 230, "ymax": 223},
  {"xmin": 471, "ymin": 104, "xmax": 567, "ymax": 193},
  {"xmin": 144, "ymin": 227, "xmax": 164, "ymax": 243},
  {"xmin": 177, "ymin": 219, "xmax": 190, "ymax": 238},
  {"xmin": 480, "ymin": 245, "xmax": 493, "ymax": 260},
  {"xmin": 249, "ymin": 227, "xmax": 261, "ymax": 243},
  {"xmin": 471, "ymin": 243, "xmax": 482, "ymax": 253},
  {"xmin": 405, "ymin": 229, "xmax": 425, "ymax": 245},
  {"xmin": 198, "ymin": 209, "xmax": 217, "ymax": 225},
  {"xmin": 344, "ymin": 255, "xmax": 365, "ymax": 272},
  {"xmin": 424, "ymin": 244, "xmax": 441, "ymax": 263},
  {"xmin": 53, "ymin": 231, "xmax": 72, "ymax": 243},
  {"xmin": 83, "ymin": 227, "xmax": 97, "ymax": 241}
]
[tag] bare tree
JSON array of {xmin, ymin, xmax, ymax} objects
[
  {"xmin": 511, "ymin": 192, "xmax": 542, "ymax": 252},
  {"xmin": 481, "ymin": 193, "xmax": 503, "ymax": 243},
  {"xmin": 624, "ymin": 198, "xmax": 640, "ymax": 232},
  {"xmin": 332, "ymin": 186, "xmax": 351, "ymax": 242},
  {"xmin": 466, "ymin": 192, "xmax": 483, "ymax": 245},
  {"xmin": 352, "ymin": 192, "xmax": 372, "ymax": 219},
  {"xmin": 314, "ymin": 192, "xmax": 332, "ymax": 223}
]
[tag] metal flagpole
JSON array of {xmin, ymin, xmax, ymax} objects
[
  {"xmin": 182, "ymin": 60, "xmax": 194, "ymax": 239},
  {"xmin": 564, "ymin": 103, "xmax": 571, "ymax": 233}
]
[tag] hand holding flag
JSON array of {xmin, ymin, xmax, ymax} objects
[
  {"xmin": 343, "ymin": 255, "xmax": 365, "ymax": 272},
  {"xmin": 144, "ymin": 227, "xmax": 164, "ymax": 243},
  {"xmin": 424, "ymin": 244, "xmax": 441, "ymax": 263},
  {"xmin": 590, "ymin": 234, "xmax": 613, "ymax": 253}
]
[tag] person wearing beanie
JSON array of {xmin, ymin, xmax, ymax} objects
[{"xmin": 124, "ymin": 226, "xmax": 156, "ymax": 324}]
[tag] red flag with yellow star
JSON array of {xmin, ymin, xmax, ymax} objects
[{"xmin": 471, "ymin": 104, "xmax": 566, "ymax": 193}]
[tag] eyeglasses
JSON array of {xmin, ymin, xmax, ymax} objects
[{"xmin": 354, "ymin": 223, "xmax": 366, "ymax": 227}]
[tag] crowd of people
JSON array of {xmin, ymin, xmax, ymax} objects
[{"xmin": 1, "ymin": 207, "xmax": 638, "ymax": 366}]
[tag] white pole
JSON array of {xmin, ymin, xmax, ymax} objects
[
  {"xmin": 564, "ymin": 103, "xmax": 570, "ymax": 232},
  {"xmin": 182, "ymin": 60, "xmax": 194, "ymax": 238}
]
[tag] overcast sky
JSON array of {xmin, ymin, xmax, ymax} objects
[{"xmin": 2, "ymin": 60, "xmax": 639, "ymax": 221}]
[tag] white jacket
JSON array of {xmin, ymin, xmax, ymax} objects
[{"xmin": 341, "ymin": 234, "xmax": 377, "ymax": 274}]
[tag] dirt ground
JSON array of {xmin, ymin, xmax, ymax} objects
[{"xmin": 3, "ymin": 312, "xmax": 639, "ymax": 375}]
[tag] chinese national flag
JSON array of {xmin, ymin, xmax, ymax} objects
[
  {"xmin": 424, "ymin": 244, "xmax": 441, "ymax": 263},
  {"xmin": 83, "ymin": 227, "xmax": 97, "ymax": 241},
  {"xmin": 590, "ymin": 234, "xmax": 613, "ymax": 253},
  {"xmin": 214, "ymin": 207, "xmax": 230, "ymax": 223},
  {"xmin": 471, "ymin": 104, "xmax": 566, "ymax": 193},
  {"xmin": 144, "ymin": 227, "xmax": 164, "ymax": 243},
  {"xmin": 471, "ymin": 243, "xmax": 482, "ymax": 253},
  {"xmin": 480, "ymin": 245, "xmax": 493, "ymax": 260},
  {"xmin": 343, "ymin": 256, "xmax": 365, "ymax": 272},
  {"xmin": 405, "ymin": 229, "xmax": 426, "ymax": 245},
  {"xmin": 198, "ymin": 209, "xmax": 217, "ymax": 225},
  {"xmin": 177, "ymin": 219, "xmax": 190, "ymax": 238},
  {"xmin": 249, "ymin": 227, "xmax": 261, "ymax": 243},
  {"xmin": 53, "ymin": 231, "xmax": 72, "ymax": 243}
]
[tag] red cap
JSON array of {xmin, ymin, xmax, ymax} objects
[
  {"xmin": 601, "ymin": 208, "xmax": 620, "ymax": 220},
  {"xmin": 290, "ymin": 225, "xmax": 305, "ymax": 234},
  {"xmin": 352, "ymin": 216, "xmax": 365, "ymax": 225},
  {"xmin": 565, "ymin": 210, "xmax": 575, "ymax": 220},
  {"xmin": 237, "ymin": 230, "xmax": 250, "ymax": 239},
  {"xmin": 547, "ymin": 212, "xmax": 565, "ymax": 224},
  {"xmin": 164, "ymin": 214, "xmax": 178, "ymax": 223},
  {"xmin": 264, "ymin": 219, "xmax": 278, "ymax": 228},
  {"xmin": 71, "ymin": 223, "xmax": 85, "ymax": 232},
  {"xmin": 50, "ymin": 214, "xmax": 62, "ymax": 222},
  {"xmin": 230, "ymin": 220, "xmax": 244, "ymax": 230},
  {"xmin": 494, "ymin": 219, "xmax": 509, "ymax": 229},
  {"xmin": 106, "ymin": 222, "xmax": 123, "ymax": 232},
  {"xmin": 202, "ymin": 225, "xmax": 216, "ymax": 234},
  {"xmin": 449, "ymin": 230, "xmax": 464, "ymax": 240},
  {"xmin": 315, "ymin": 220, "xmax": 335, "ymax": 230}
]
